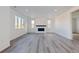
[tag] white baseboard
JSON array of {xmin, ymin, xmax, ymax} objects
[{"xmin": 54, "ymin": 32, "xmax": 72, "ymax": 40}]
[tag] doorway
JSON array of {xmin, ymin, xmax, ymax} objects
[{"xmin": 72, "ymin": 10, "xmax": 79, "ymax": 40}]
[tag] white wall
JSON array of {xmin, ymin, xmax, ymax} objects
[
  {"xmin": 0, "ymin": 7, "xmax": 28, "ymax": 51},
  {"xmin": 0, "ymin": 7, "xmax": 10, "ymax": 51},
  {"xmin": 55, "ymin": 7, "xmax": 79, "ymax": 40},
  {"xmin": 10, "ymin": 8, "xmax": 27, "ymax": 40},
  {"xmin": 55, "ymin": 12, "xmax": 72, "ymax": 39}
]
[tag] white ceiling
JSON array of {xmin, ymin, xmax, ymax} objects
[{"xmin": 12, "ymin": 6, "xmax": 73, "ymax": 18}]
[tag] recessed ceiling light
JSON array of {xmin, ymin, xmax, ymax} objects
[
  {"xmin": 25, "ymin": 9, "xmax": 29, "ymax": 12},
  {"xmin": 54, "ymin": 9, "xmax": 58, "ymax": 12}
]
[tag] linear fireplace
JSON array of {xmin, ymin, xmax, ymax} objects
[{"xmin": 38, "ymin": 28, "xmax": 44, "ymax": 31}]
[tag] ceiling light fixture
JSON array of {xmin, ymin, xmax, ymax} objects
[
  {"xmin": 54, "ymin": 9, "xmax": 57, "ymax": 12},
  {"xmin": 25, "ymin": 9, "xmax": 29, "ymax": 12}
]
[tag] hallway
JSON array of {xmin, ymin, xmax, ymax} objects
[{"xmin": 3, "ymin": 33, "xmax": 79, "ymax": 53}]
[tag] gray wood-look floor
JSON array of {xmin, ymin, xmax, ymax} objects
[{"xmin": 3, "ymin": 33, "xmax": 79, "ymax": 53}]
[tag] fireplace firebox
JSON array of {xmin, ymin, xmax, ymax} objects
[{"xmin": 38, "ymin": 28, "xmax": 44, "ymax": 31}]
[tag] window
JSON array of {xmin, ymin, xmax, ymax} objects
[
  {"xmin": 21, "ymin": 18, "xmax": 24, "ymax": 29},
  {"xmin": 31, "ymin": 20, "xmax": 35, "ymax": 28},
  {"xmin": 15, "ymin": 16, "xmax": 24, "ymax": 29},
  {"xmin": 15, "ymin": 16, "xmax": 18, "ymax": 29},
  {"xmin": 18, "ymin": 17, "xmax": 21, "ymax": 29},
  {"xmin": 48, "ymin": 20, "xmax": 51, "ymax": 28}
]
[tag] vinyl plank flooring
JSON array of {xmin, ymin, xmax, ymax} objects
[{"xmin": 3, "ymin": 33, "xmax": 79, "ymax": 53}]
